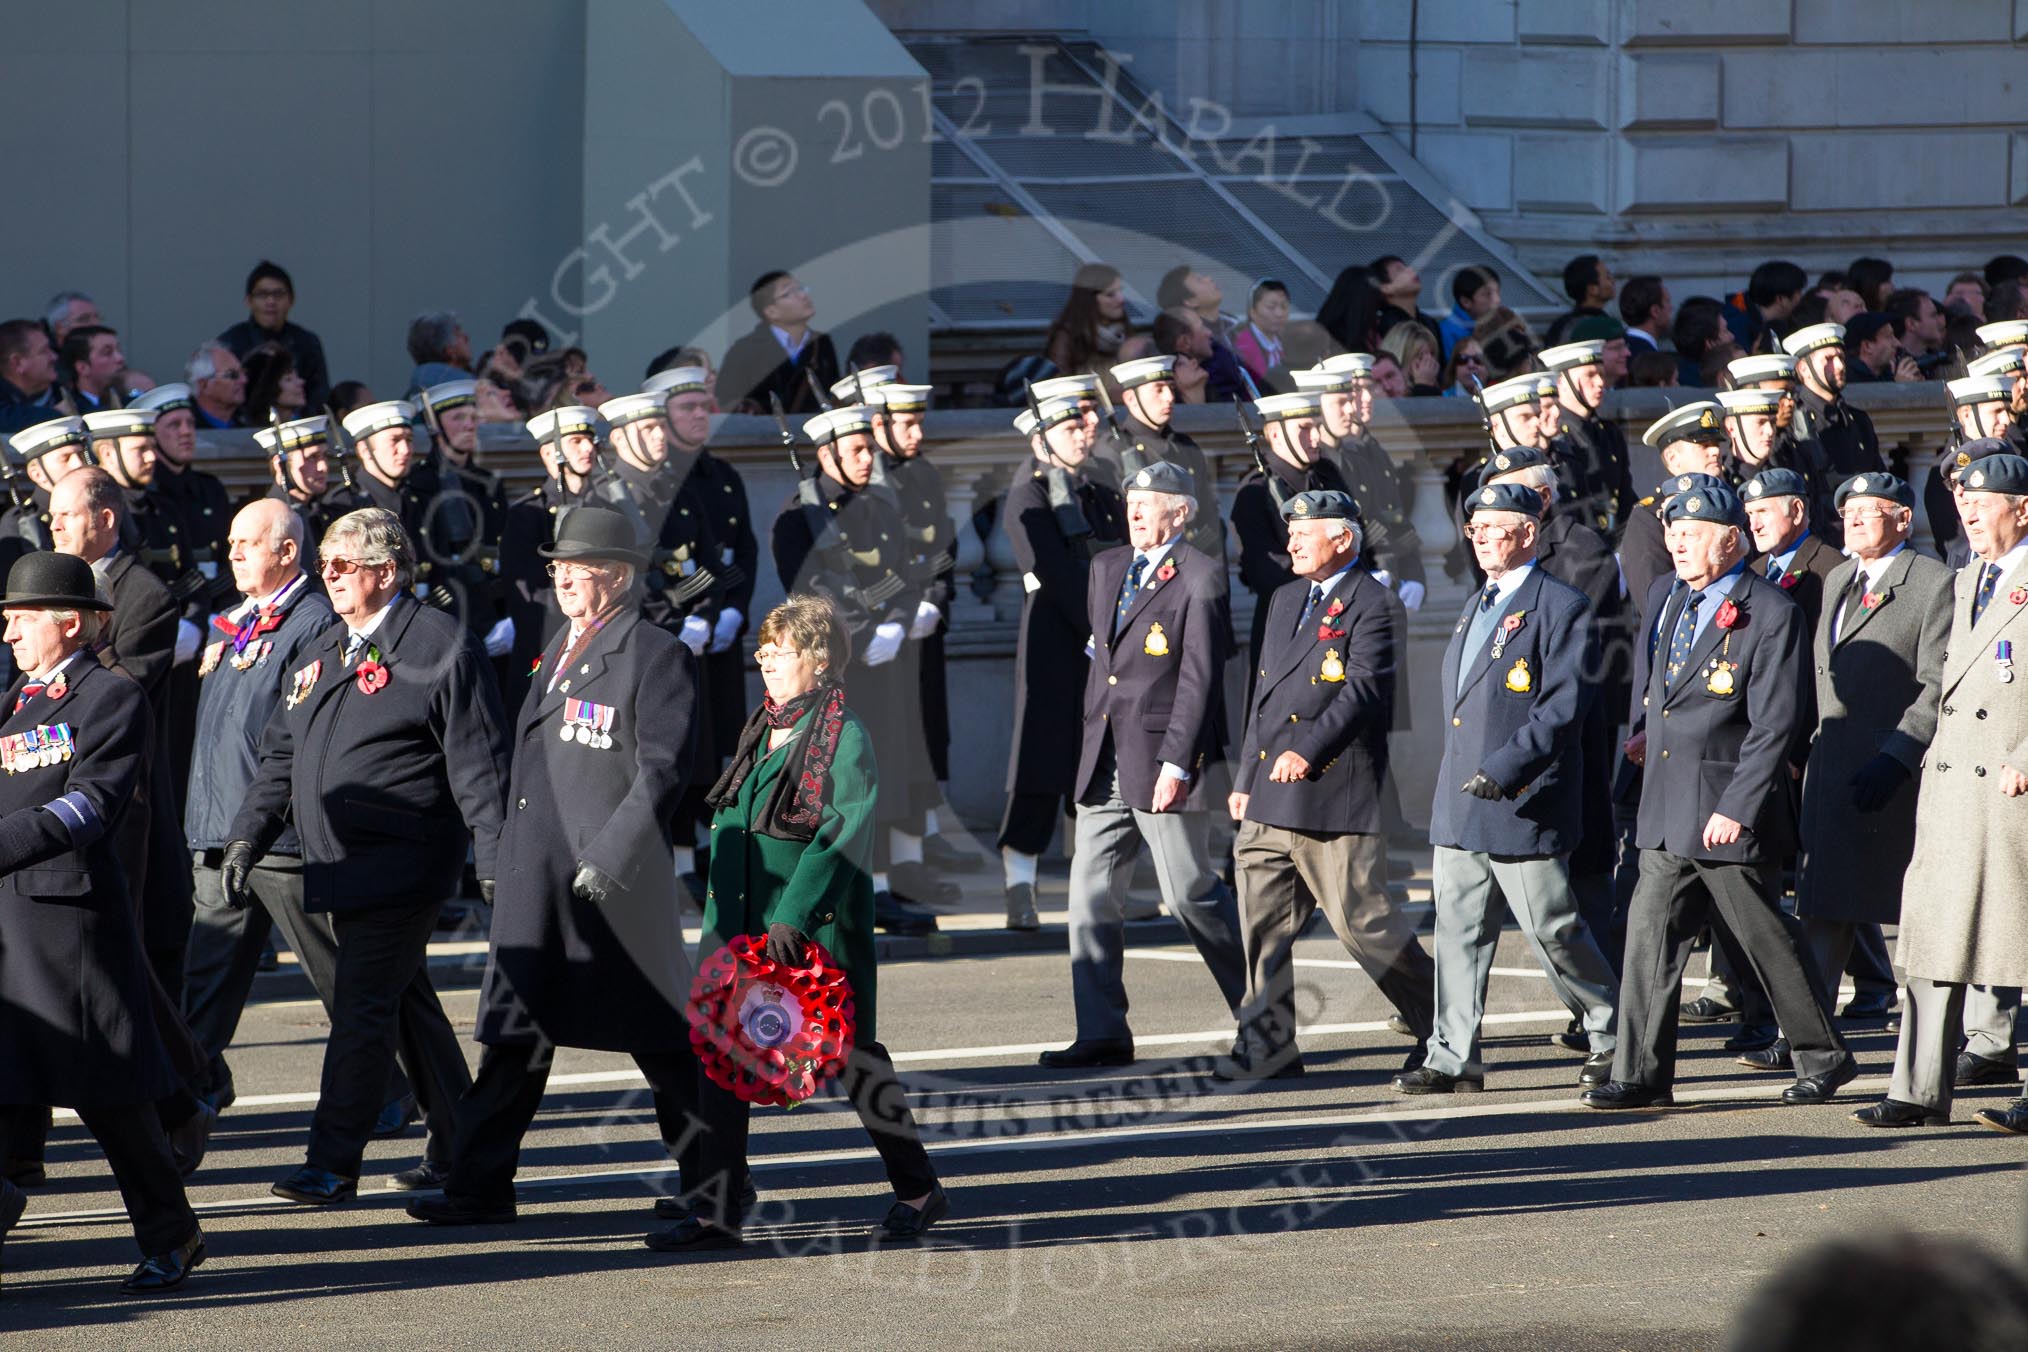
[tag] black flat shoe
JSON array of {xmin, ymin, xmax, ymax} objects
[
  {"xmin": 1004, "ymin": 882, "xmax": 1039, "ymax": 932},
  {"xmin": 1972, "ymin": 1099, "xmax": 2028, "ymax": 1134},
  {"xmin": 407, "ymin": 1195, "xmax": 516, "ymax": 1225},
  {"xmin": 1581, "ymin": 1081, "xmax": 1673, "ymax": 1110},
  {"xmin": 1851, "ymin": 1098, "xmax": 1949, "ymax": 1128},
  {"xmin": 1391, "ymin": 1066, "xmax": 1482, "ymax": 1095},
  {"xmin": 390, "ymin": 1159, "xmax": 451, "ymax": 1191},
  {"xmin": 1782, "ymin": 1056, "xmax": 1859, "ymax": 1104},
  {"xmin": 1955, "ymin": 1052, "xmax": 2021, "ymax": 1088},
  {"xmin": 655, "ymin": 1177, "xmax": 760, "ymax": 1222},
  {"xmin": 372, "ymin": 1094, "xmax": 419, "ymax": 1139},
  {"xmin": 1738, "ymin": 1038, "xmax": 1793, "ymax": 1071},
  {"xmin": 1551, "ymin": 1019, "xmax": 1590, "ymax": 1054},
  {"xmin": 644, "ymin": 1215, "xmax": 744, "ymax": 1252},
  {"xmin": 1679, "ymin": 997, "xmax": 1737, "ymax": 1024},
  {"xmin": 1578, "ymin": 1052, "xmax": 1614, "ymax": 1087},
  {"xmin": 1723, "ymin": 1023, "xmax": 1779, "ymax": 1053},
  {"xmin": 1385, "ymin": 1014, "xmax": 1414, "ymax": 1038},
  {"xmin": 272, "ymin": 1165, "xmax": 357, "ymax": 1205},
  {"xmin": 875, "ymin": 1185, "xmax": 948, "ymax": 1243},
  {"xmin": 122, "ymin": 1230, "xmax": 205, "ymax": 1293},
  {"xmin": 873, "ymin": 890, "xmax": 937, "ymax": 937},
  {"xmin": 1038, "ymin": 1038, "xmax": 1135, "ymax": 1069}
]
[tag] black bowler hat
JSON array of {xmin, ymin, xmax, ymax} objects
[
  {"xmin": 1, "ymin": 551, "xmax": 112, "ymax": 611},
  {"xmin": 537, "ymin": 506, "xmax": 650, "ymax": 568}
]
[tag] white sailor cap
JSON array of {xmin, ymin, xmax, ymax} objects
[
  {"xmin": 642, "ymin": 366, "xmax": 710, "ymax": 398},
  {"xmin": 1966, "ymin": 347, "xmax": 2027, "ymax": 381},
  {"xmin": 525, "ymin": 405, "xmax": 599, "ymax": 443},
  {"xmin": 866, "ymin": 383, "xmax": 933, "ymax": 413},
  {"xmin": 1013, "ymin": 395, "xmax": 1086, "ymax": 437},
  {"xmin": 598, "ymin": 393, "xmax": 667, "ymax": 428},
  {"xmin": 1317, "ymin": 352, "xmax": 1377, "ymax": 377},
  {"xmin": 1726, "ymin": 353, "xmax": 1796, "ymax": 387},
  {"xmin": 1108, "ymin": 355, "xmax": 1176, "ymax": 389},
  {"xmin": 1252, "ymin": 392, "xmax": 1324, "ymax": 423},
  {"xmin": 1537, "ymin": 340, "xmax": 1604, "ymax": 373},
  {"xmin": 1641, "ymin": 401, "xmax": 1727, "ymax": 449},
  {"xmin": 1291, "ymin": 366, "xmax": 1358, "ymax": 395},
  {"xmin": 1947, "ymin": 374, "xmax": 2015, "ymax": 408},
  {"xmin": 830, "ymin": 366, "xmax": 897, "ymax": 403},
  {"xmin": 803, "ymin": 405, "xmax": 878, "ymax": 444},
  {"xmin": 1030, "ymin": 373, "xmax": 1100, "ymax": 402},
  {"xmin": 7, "ymin": 415, "xmax": 88, "ymax": 461},
  {"xmin": 1975, "ymin": 320, "xmax": 2028, "ymax": 350},
  {"xmin": 1715, "ymin": 387, "xmax": 1784, "ymax": 419},
  {"xmin": 82, "ymin": 408, "xmax": 157, "ymax": 440},
  {"xmin": 420, "ymin": 379, "xmax": 478, "ymax": 413},
  {"xmin": 342, "ymin": 400, "xmax": 417, "ymax": 441},
  {"xmin": 128, "ymin": 383, "xmax": 194, "ymax": 417},
  {"xmin": 1476, "ymin": 374, "xmax": 1542, "ymax": 415},
  {"xmin": 1781, "ymin": 323, "xmax": 1845, "ymax": 357},
  {"xmin": 253, "ymin": 415, "xmax": 331, "ymax": 455}
]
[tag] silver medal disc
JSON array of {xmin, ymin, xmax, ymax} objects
[
  {"xmin": 560, "ymin": 723, "xmax": 575, "ymax": 742},
  {"xmin": 575, "ymin": 725, "xmax": 592, "ymax": 744}
]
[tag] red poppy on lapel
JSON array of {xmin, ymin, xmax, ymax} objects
[
  {"xmin": 1714, "ymin": 598, "xmax": 1742, "ymax": 630},
  {"xmin": 2011, "ymin": 587, "xmax": 2027, "ymax": 607},
  {"xmin": 1860, "ymin": 591, "xmax": 1884, "ymax": 611},
  {"xmin": 1316, "ymin": 624, "xmax": 1346, "ymax": 641},
  {"xmin": 1324, "ymin": 597, "xmax": 1345, "ymax": 618},
  {"xmin": 1500, "ymin": 610, "xmax": 1526, "ymax": 634},
  {"xmin": 1778, "ymin": 573, "xmax": 1799, "ymax": 591},
  {"xmin": 355, "ymin": 659, "xmax": 390, "ymax": 695},
  {"xmin": 1155, "ymin": 560, "xmax": 1176, "ymax": 583}
]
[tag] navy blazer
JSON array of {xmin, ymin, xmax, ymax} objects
[
  {"xmin": 1631, "ymin": 568, "xmax": 1805, "ymax": 863},
  {"xmin": 1429, "ymin": 566, "xmax": 1597, "ymax": 857},
  {"xmin": 1235, "ymin": 568, "xmax": 1402, "ymax": 835},
  {"xmin": 1074, "ymin": 541, "xmax": 1230, "ymax": 811},
  {"xmin": 231, "ymin": 597, "xmax": 512, "ymax": 912}
]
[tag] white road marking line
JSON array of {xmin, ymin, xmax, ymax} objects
[
  {"xmin": 19, "ymin": 1073, "xmax": 1898, "ymax": 1231},
  {"xmin": 1121, "ymin": 949, "xmax": 1862, "ymax": 997}
]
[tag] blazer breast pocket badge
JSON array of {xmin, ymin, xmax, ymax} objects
[
  {"xmin": 1504, "ymin": 658, "xmax": 1531, "ymax": 693},
  {"xmin": 1706, "ymin": 660, "xmax": 1737, "ymax": 696},
  {"xmin": 1144, "ymin": 622, "xmax": 1169, "ymax": 657},
  {"xmin": 1320, "ymin": 648, "xmax": 1345, "ymax": 682}
]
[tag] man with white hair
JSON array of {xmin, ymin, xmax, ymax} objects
[
  {"xmin": 184, "ymin": 342, "xmax": 245, "ymax": 430},
  {"xmin": 1226, "ymin": 489, "xmax": 1434, "ymax": 1078},
  {"xmin": 43, "ymin": 288, "xmax": 101, "ymax": 346},
  {"xmin": 1038, "ymin": 462, "xmax": 1244, "ymax": 1070}
]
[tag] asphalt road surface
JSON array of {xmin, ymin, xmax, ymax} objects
[{"xmin": 6, "ymin": 928, "xmax": 2026, "ymax": 1350}]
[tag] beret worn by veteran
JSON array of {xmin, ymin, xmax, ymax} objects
[
  {"xmin": 1741, "ymin": 468, "xmax": 1809, "ymax": 501},
  {"xmin": 1957, "ymin": 452, "xmax": 2028, "ymax": 496},
  {"xmin": 1642, "ymin": 401, "xmax": 1727, "ymax": 449},
  {"xmin": 2, "ymin": 550, "xmax": 112, "ymax": 611},
  {"xmin": 1949, "ymin": 436, "xmax": 2014, "ymax": 473},
  {"xmin": 1125, "ymin": 461, "xmax": 1196, "ymax": 497},
  {"xmin": 1482, "ymin": 445, "xmax": 1549, "ymax": 476},
  {"xmin": 1834, "ymin": 472, "xmax": 1914, "ymax": 511},
  {"xmin": 1468, "ymin": 482, "xmax": 1545, "ymax": 519},
  {"xmin": 1662, "ymin": 480, "xmax": 1747, "ymax": 528},
  {"xmin": 1660, "ymin": 471, "xmax": 1730, "ymax": 502},
  {"xmin": 1279, "ymin": 489, "xmax": 1359, "ymax": 522},
  {"xmin": 537, "ymin": 505, "xmax": 649, "ymax": 568}
]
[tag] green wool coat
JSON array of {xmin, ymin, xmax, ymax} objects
[{"xmin": 703, "ymin": 706, "xmax": 882, "ymax": 1042}]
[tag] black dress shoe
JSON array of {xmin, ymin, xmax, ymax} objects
[
  {"xmin": 1551, "ymin": 1019, "xmax": 1590, "ymax": 1054},
  {"xmin": 4, "ymin": 1159, "xmax": 45, "ymax": 1188},
  {"xmin": 1579, "ymin": 1052, "xmax": 1614, "ymax": 1086},
  {"xmin": 391, "ymin": 1159, "xmax": 451, "ymax": 1191},
  {"xmin": 372, "ymin": 1094, "xmax": 419, "ymax": 1139},
  {"xmin": 1782, "ymin": 1056, "xmax": 1859, "ymax": 1104},
  {"xmin": 1679, "ymin": 997, "xmax": 1738, "ymax": 1024},
  {"xmin": 1581, "ymin": 1081, "xmax": 1674, "ymax": 1110},
  {"xmin": 1385, "ymin": 1014, "xmax": 1414, "ymax": 1038},
  {"xmin": 655, "ymin": 1176, "xmax": 759, "ymax": 1222},
  {"xmin": 272, "ymin": 1165, "xmax": 358, "ymax": 1205},
  {"xmin": 644, "ymin": 1215, "xmax": 743, "ymax": 1252},
  {"xmin": 122, "ymin": 1230, "xmax": 205, "ymax": 1293},
  {"xmin": 1738, "ymin": 1037, "xmax": 1793, "ymax": 1071},
  {"xmin": 408, "ymin": 1194, "xmax": 517, "ymax": 1225},
  {"xmin": 1973, "ymin": 1099, "xmax": 2028, "ymax": 1134},
  {"xmin": 1004, "ymin": 882, "xmax": 1039, "ymax": 932},
  {"xmin": 1955, "ymin": 1052, "xmax": 2022, "ymax": 1088},
  {"xmin": 1723, "ymin": 1023, "xmax": 1779, "ymax": 1052},
  {"xmin": 922, "ymin": 835, "xmax": 986, "ymax": 873},
  {"xmin": 1851, "ymin": 1098, "xmax": 1949, "ymax": 1127},
  {"xmin": 873, "ymin": 890, "xmax": 937, "ymax": 936},
  {"xmin": 874, "ymin": 1185, "xmax": 949, "ymax": 1243},
  {"xmin": 1391, "ymin": 1066, "xmax": 1483, "ymax": 1095},
  {"xmin": 170, "ymin": 1102, "xmax": 217, "ymax": 1178},
  {"xmin": 1214, "ymin": 1047, "xmax": 1306, "ymax": 1081},
  {"xmin": 1839, "ymin": 996, "xmax": 1897, "ymax": 1020},
  {"xmin": 1038, "ymin": 1038, "xmax": 1135, "ymax": 1069}
]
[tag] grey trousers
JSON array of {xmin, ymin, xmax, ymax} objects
[
  {"xmin": 1889, "ymin": 978, "xmax": 1969, "ymax": 1113},
  {"xmin": 1616, "ymin": 851, "xmax": 1847, "ymax": 1088},
  {"xmin": 1066, "ymin": 770, "xmax": 1247, "ymax": 1042},
  {"xmin": 1425, "ymin": 847, "xmax": 1619, "ymax": 1078},
  {"xmin": 1234, "ymin": 820, "xmax": 1435, "ymax": 1060}
]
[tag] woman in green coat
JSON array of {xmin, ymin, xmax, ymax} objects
[{"xmin": 649, "ymin": 594, "xmax": 948, "ymax": 1252}]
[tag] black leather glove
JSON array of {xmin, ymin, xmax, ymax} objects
[
  {"xmin": 220, "ymin": 840, "xmax": 256, "ymax": 911},
  {"xmin": 478, "ymin": 877, "xmax": 497, "ymax": 905},
  {"xmin": 1461, "ymin": 771, "xmax": 1506, "ymax": 801},
  {"xmin": 765, "ymin": 922, "xmax": 808, "ymax": 968},
  {"xmin": 1850, "ymin": 753, "xmax": 1911, "ymax": 813},
  {"xmin": 570, "ymin": 863, "xmax": 617, "ymax": 904}
]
